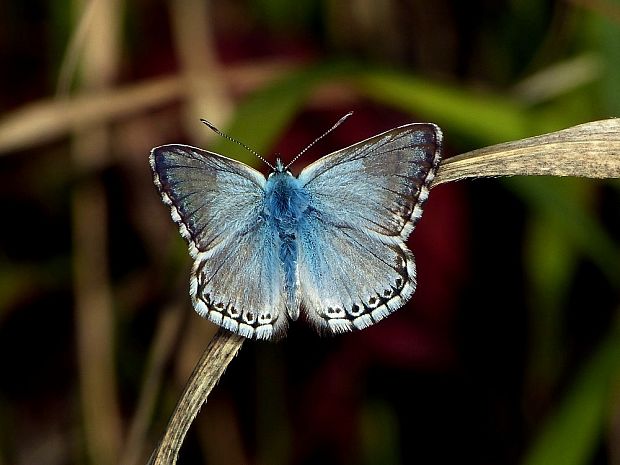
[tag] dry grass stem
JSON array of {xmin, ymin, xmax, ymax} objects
[
  {"xmin": 0, "ymin": 60, "xmax": 298, "ymax": 155},
  {"xmin": 169, "ymin": 0, "xmax": 233, "ymax": 143},
  {"xmin": 148, "ymin": 329, "xmax": 244, "ymax": 465},
  {"xmin": 1, "ymin": 77, "xmax": 182, "ymax": 154},
  {"xmin": 512, "ymin": 54, "xmax": 602, "ymax": 103},
  {"xmin": 72, "ymin": 178, "xmax": 122, "ymax": 465},
  {"xmin": 71, "ymin": 1, "xmax": 123, "ymax": 464},
  {"xmin": 434, "ymin": 119, "xmax": 620, "ymax": 186},
  {"xmin": 56, "ymin": 0, "xmax": 99, "ymax": 97}
]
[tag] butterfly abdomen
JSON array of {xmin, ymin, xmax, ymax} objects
[{"xmin": 264, "ymin": 172, "xmax": 309, "ymax": 320}]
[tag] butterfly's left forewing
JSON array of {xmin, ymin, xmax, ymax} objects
[
  {"xmin": 296, "ymin": 124, "xmax": 442, "ymax": 334},
  {"xmin": 150, "ymin": 145, "xmax": 287, "ymax": 339}
]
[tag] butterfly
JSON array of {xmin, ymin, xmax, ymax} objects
[{"xmin": 150, "ymin": 114, "xmax": 442, "ymax": 340}]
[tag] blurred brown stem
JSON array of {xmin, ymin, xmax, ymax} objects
[
  {"xmin": 119, "ymin": 304, "xmax": 185, "ymax": 465},
  {"xmin": 70, "ymin": 1, "xmax": 124, "ymax": 464},
  {"xmin": 0, "ymin": 60, "xmax": 297, "ymax": 155}
]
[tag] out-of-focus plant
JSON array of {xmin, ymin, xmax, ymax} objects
[{"xmin": 0, "ymin": 1, "xmax": 618, "ymax": 465}]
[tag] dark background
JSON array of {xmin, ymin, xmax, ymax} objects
[{"xmin": 0, "ymin": 1, "xmax": 619, "ymax": 464}]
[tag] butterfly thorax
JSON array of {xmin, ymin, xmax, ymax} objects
[{"xmin": 264, "ymin": 169, "xmax": 309, "ymax": 320}]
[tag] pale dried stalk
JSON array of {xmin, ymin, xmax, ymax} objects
[
  {"xmin": 148, "ymin": 330, "xmax": 244, "ymax": 465},
  {"xmin": 433, "ymin": 118, "xmax": 620, "ymax": 185},
  {"xmin": 169, "ymin": 0, "xmax": 233, "ymax": 144},
  {"xmin": 148, "ymin": 118, "xmax": 620, "ymax": 465},
  {"xmin": 56, "ymin": 0, "xmax": 99, "ymax": 97},
  {"xmin": 0, "ymin": 61, "xmax": 296, "ymax": 155},
  {"xmin": 72, "ymin": 175, "xmax": 122, "ymax": 465},
  {"xmin": 71, "ymin": 1, "xmax": 123, "ymax": 464}
]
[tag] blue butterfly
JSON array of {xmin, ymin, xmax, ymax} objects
[{"xmin": 150, "ymin": 115, "xmax": 442, "ymax": 340}]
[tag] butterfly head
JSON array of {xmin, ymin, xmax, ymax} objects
[
  {"xmin": 275, "ymin": 158, "xmax": 286, "ymax": 172},
  {"xmin": 270, "ymin": 158, "xmax": 292, "ymax": 177}
]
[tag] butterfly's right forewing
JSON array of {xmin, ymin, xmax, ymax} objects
[{"xmin": 150, "ymin": 145, "xmax": 287, "ymax": 339}]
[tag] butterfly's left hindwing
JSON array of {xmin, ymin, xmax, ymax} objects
[
  {"xmin": 150, "ymin": 145, "xmax": 287, "ymax": 339},
  {"xmin": 297, "ymin": 124, "xmax": 442, "ymax": 334}
]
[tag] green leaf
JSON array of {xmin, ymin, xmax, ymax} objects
[
  {"xmin": 522, "ymin": 317, "xmax": 620, "ymax": 465},
  {"xmin": 355, "ymin": 69, "xmax": 531, "ymax": 144},
  {"xmin": 360, "ymin": 401, "xmax": 401, "ymax": 465},
  {"xmin": 211, "ymin": 62, "xmax": 358, "ymax": 165},
  {"xmin": 524, "ymin": 218, "xmax": 577, "ymax": 389},
  {"xmin": 506, "ymin": 177, "xmax": 620, "ymax": 285}
]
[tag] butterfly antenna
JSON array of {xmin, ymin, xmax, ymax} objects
[
  {"xmin": 200, "ymin": 119, "xmax": 274, "ymax": 170},
  {"xmin": 285, "ymin": 111, "xmax": 353, "ymax": 170}
]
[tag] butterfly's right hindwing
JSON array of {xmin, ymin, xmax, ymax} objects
[
  {"xmin": 297, "ymin": 216, "xmax": 416, "ymax": 334},
  {"xmin": 150, "ymin": 145, "xmax": 286, "ymax": 339}
]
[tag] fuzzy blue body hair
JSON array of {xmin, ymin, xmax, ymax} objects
[{"xmin": 263, "ymin": 162, "xmax": 309, "ymax": 319}]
